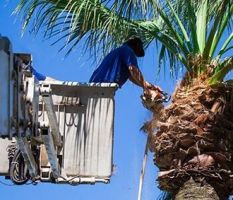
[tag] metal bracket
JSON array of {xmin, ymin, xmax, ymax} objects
[
  {"xmin": 41, "ymin": 124, "xmax": 60, "ymax": 179},
  {"xmin": 15, "ymin": 136, "xmax": 38, "ymax": 178},
  {"xmin": 40, "ymin": 84, "xmax": 62, "ymax": 147}
]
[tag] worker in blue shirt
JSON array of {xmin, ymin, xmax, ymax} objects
[
  {"xmin": 89, "ymin": 37, "xmax": 161, "ymax": 93},
  {"xmin": 31, "ymin": 67, "xmax": 46, "ymax": 81},
  {"xmin": 23, "ymin": 63, "xmax": 46, "ymax": 81}
]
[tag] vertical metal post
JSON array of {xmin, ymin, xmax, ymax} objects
[
  {"xmin": 137, "ymin": 138, "xmax": 149, "ymax": 200},
  {"xmin": 41, "ymin": 125, "xmax": 60, "ymax": 178},
  {"xmin": 40, "ymin": 84, "xmax": 62, "ymax": 147}
]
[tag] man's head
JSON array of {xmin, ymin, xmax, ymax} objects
[{"xmin": 125, "ymin": 37, "xmax": 145, "ymax": 57}]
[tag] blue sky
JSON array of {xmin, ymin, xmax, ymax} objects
[{"xmin": 0, "ymin": 1, "xmax": 197, "ymax": 200}]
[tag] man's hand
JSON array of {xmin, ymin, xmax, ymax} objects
[
  {"xmin": 128, "ymin": 65, "xmax": 163, "ymax": 93},
  {"xmin": 143, "ymin": 87, "xmax": 163, "ymax": 99},
  {"xmin": 144, "ymin": 81, "xmax": 163, "ymax": 93}
]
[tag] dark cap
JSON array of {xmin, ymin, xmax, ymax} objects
[{"xmin": 124, "ymin": 37, "xmax": 145, "ymax": 57}]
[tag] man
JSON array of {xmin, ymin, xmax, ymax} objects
[
  {"xmin": 31, "ymin": 67, "xmax": 46, "ymax": 81},
  {"xmin": 89, "ymin": 37, "xmax": 161, "ymax": 94},
  {"xmin": 23, "ymin": 63, "xmax": 46, "ymax": 81}
]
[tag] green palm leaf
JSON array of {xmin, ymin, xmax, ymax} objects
[{"xmin": 16, "ymin": 0, "xmax": 233, "ymax": 82}]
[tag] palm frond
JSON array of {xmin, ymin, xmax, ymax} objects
[
  {"xmin": 196, "ymin": 0, "xmax": 208, "ymax": 53},
  {"xmin": 203, "ymin": 0, "xmax": 233, "ymax": 60},
  {"xmin": 209, "ymin": 57, "xmax": 233, "ymax": 84},
  {"xmin": 16, "ymin": 0, "xmax": 145, "ymax": 56},
  {"xmin": 15, "ymin": 0, "xmax": 233, "ymax": 80},
  {"xmin": 216, "ymin": 33, "xmax": 233, "ymax": 60}
]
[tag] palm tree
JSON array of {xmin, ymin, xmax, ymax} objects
[{"xmin": 16, "ymin": 0, "xmax": 233, "ymax": 199}]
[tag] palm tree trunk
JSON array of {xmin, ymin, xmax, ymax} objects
[
  {"xmin": 142, "ymin": 81, "xmax": 233, "ymax": 199},
  {"xmin": 175, "ymin": 178, "xmax": 220, "ymax": 200}
]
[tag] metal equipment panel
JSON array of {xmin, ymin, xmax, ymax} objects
[
  {"xmin": 39, "ymin": 82, "xmax": 117, "ymax": 183},
  {"xmin": 0, "ymin": 138, "xmax": 12, "ymax": 175},
  {"xmin": 63, "ymin": 97, "xmax": 114, "ymax": 177},
  {"xmin": 0, "ymin": 35, "xmax": 119, "ymax": 185},
  {"xmin": 0, "ymin": 37, "xmax": 13, "ymax": 137}
]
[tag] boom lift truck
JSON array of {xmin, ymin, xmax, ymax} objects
[{"xmin": 0, "ymin": 36, "xmax": 118, "ymax": 185}]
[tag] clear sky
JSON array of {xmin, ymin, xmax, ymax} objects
[{"xmin": 0, "ymin": 1, "xmax": 180, "ymax": 200}]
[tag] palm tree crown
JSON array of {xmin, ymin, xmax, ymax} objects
[{"xmin": 16, "ymin": 0, "xmax": 232, "ymax": 83}]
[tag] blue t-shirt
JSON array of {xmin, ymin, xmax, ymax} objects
[
  {"xmin": 89, "ymin": 44, "xmax": 138, "ymax": 87},
  {"xmin": 31, "ymin": 67, "xmax": 46, "ymax": 81}
]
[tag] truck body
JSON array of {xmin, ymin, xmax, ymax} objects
[{"xmin": 0, "ymin": 36, "xmax": 117, "ymax": 185}]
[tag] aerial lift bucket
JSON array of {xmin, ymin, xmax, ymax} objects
[{"xmin": 0, "ymin": 36, "xmax": 118, "ymax": 185}]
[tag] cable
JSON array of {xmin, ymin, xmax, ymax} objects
[
  {"xmin": 9, "ymin": 150, "xmax": 29, "ymax": 185},
  {"xmin": 137, "ymin": 137, "xmax": 149, "ymax": 200}
]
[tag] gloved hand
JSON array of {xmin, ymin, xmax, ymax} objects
[
  {"xmin": 143, "ymin": 87, "xmax": 163, "ymax": 100},
  {"xmin": 144, "ymin": 81, "xmax": 163, "ymax": 93}
]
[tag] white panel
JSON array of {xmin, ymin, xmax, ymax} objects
[
  {"xmin": 38, "ymin": 82, "xmax": 117, "ymax": 181},
  {"xmin": 64, "ymin": 97, "xmax": 114, "ymax": 177},
  {"xmin": 0, "ymin": 138, "xmax": 11, "ymax": 174},
  {"xmin": 0, "ymin": 50, "xmax": 10, "ymax": 136},
  {"xmin": 0, "ymin": 37, "xmax": 14, "ymax": 138}
]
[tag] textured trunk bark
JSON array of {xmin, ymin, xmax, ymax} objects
[{"xmin": 175, "ymin": 178, "xmax": 220, "ymax": 200}]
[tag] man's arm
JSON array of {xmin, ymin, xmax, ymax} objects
[{"xmin": 128, "ymin": 65, "xmax": 162, "ymax": 91}]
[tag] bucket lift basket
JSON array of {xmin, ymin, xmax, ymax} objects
[{"xmin": 0, "ymin": 36, "xmax": 118, "ymax": 185}]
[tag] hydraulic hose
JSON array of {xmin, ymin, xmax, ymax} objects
[{"xmin": 9, "ymin": 150, "xmax": 29, "ymax": 185}]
